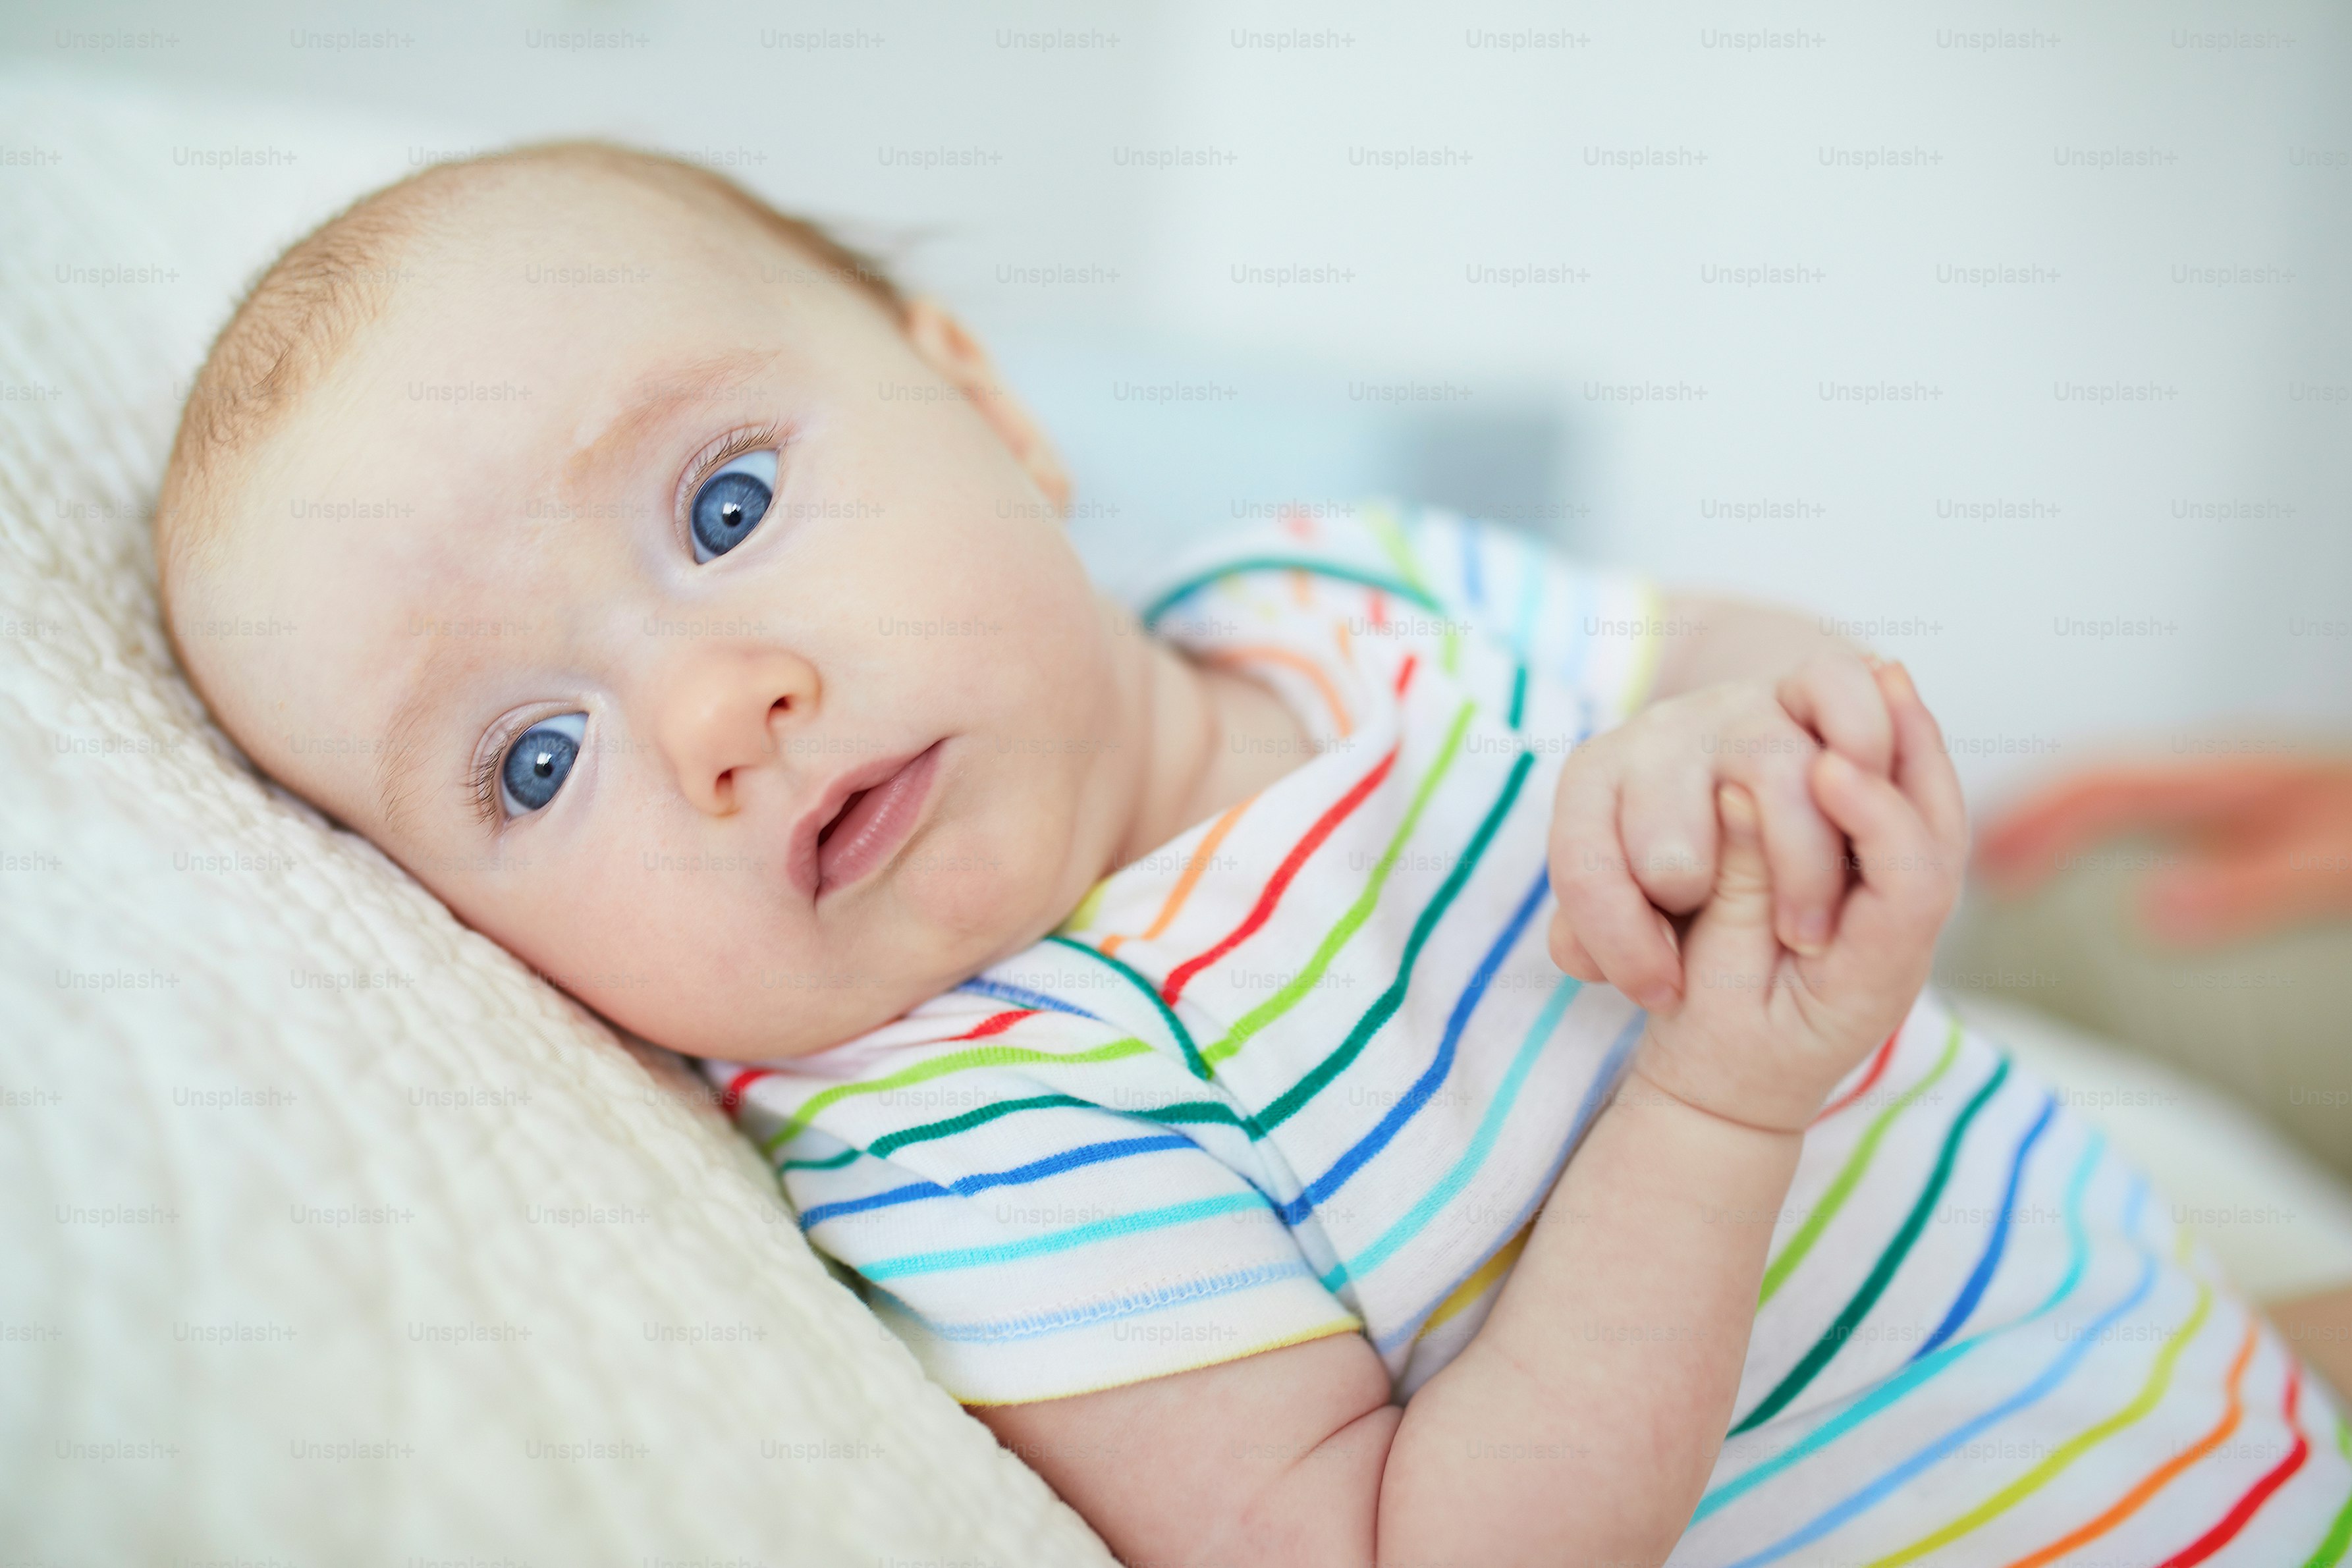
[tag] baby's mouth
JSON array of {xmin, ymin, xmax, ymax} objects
[
  {"xmin": 815, "ymin": 791, "xmax": 865, "ymax": 848},
  {"xmin": 788, "ymin": 740, "xmax": 946, "ymax": 902}
]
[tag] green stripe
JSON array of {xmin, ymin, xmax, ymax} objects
[
  {"xmin": 780, "ymin": 1146, "xmax": 861, "ymax": 1173},
  {"xmin": 2295, "ymin": 1417, "xmax": 2352, "ymax": 1568},
  {"xmin": 1732, "ymin": 1054, "xmax": 2012, "ymax": 1437},
  {"xmin": 784, "ymin": 1092, "xmax": 1260, "ymax": 1174},
  {"xmin": 758, "ymin": 1035, "xmax": 1153, "ymax": 1154},
  {"xmin": 1140, "ymin": 556, "xmax": 1443, "ymax": 629},
  {"xmin": 1759, "ymin": 1021, "xmax": 1964, "ymax": 1307},
  {"xmin": 1046, "ymin": 933, "xmax": 1208, "ymax": 1080},
  {"xmin": 1258, "ymin": 748, "xmax": 1537, "ymax": 1132},
  {"xmin": 1201, "ymin": 702, "xmax": 1475, "ymax": 1070}
]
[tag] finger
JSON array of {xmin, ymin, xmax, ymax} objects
[
  {"xmin": 1780, "ymin": 651, "xmax": 1895, "ymax": 776},
  {"xmin": 1550, "ymin": 776, "xmax": 1685, "ymax": 1010},
  {"xmin": 1618, "ymin": 755, "xmax": 1718, "ymax": 914},
  {"xmin": 1974, "ymin": 761, "xmax": 2305, "ymax": 890},
  {"xmin": 1726, "ymin": 720, "xmax": 1844, "ymax": 956},
  {"xmin": 1878, "ymin": 662, "xmax": 1967, "ymax": 855},
  {"xmin": 1809, "ymin": 749, "xmax": 1952, "ymax": 986},
  {"xmin": 1546, "ymin": 911, "xmax": 1608, "ymax": 984},
  {"xmin": 1680, "ymin": 783, "xmax": 1780, "ymax": 990}
]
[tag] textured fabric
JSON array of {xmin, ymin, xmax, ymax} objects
[
  {"xmin": 719, "ymin": 504, "xmax": 2352, "ymax": 1564},
  {"xmin": 0, "ymin": 76, "xmax": 1116, "ymax": 1568}
]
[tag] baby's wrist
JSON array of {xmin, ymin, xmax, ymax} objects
[{"xmin": 1618, "ymin": 1055, "xmax": 1812, "ymax": 1143}]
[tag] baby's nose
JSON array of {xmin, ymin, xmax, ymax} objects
[{"xmin": 651, "ymin": 643, "xmax": 820, "ymax": 816}]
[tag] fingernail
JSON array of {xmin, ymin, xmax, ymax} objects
[
  {"xmin": 1795, "ymin": 909, "xmax": 1832, "ymax": 952},
  {"xmin": 1888, "ymin": 662, "xmax": 1917, "ymax": 701},
  {"xmin": 1818, "ymin": 750, "xmax": 1857, "ymax": 786}
]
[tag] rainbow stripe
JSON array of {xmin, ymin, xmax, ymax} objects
[{"xmin": 711, "ymin": 502, "xmax": 2351, "ymax": 1553}]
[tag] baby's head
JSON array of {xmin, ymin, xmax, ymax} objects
[{"xmin": 159, "ymin": 144, "xmax": 1159, "ymax": 1062}]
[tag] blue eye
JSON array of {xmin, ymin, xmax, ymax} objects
[
  {"xmin": 500, "ymin": 712, "xmax": 586, "ymax": 815},
  {"xmin": 690, "ymin": 448, "xmax": 776, "ymax": 562}
]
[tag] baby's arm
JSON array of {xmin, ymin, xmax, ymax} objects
[
  {"xmin": 981, "ymin": 1020, "xmax": 1803, "ymax": 1568},
  {"xmin": 981, "ymin": 669, "xmax": 1966, "ymax": 1567}
]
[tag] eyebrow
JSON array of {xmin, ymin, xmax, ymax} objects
[{"xmin": 371, "ymin": 348, "xmax": 786, "ymax": 837}]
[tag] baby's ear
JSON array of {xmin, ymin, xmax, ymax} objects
[{"xmin": 902, "ymin": 297, "xmax": 1072, "ymax": 515}]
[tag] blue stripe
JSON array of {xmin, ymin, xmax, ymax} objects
[
  {"xmin": 1328, "ymin": 967, "xmax": 1581, "ymax": 1294},
  {"xmin": 861, "ymin": 1191, "xmax": 1272, "ymax": 1281},
  {"xmin": 1909, "ymin": 1091, "xmax": 2056, "ymax": 1362},
  {"xmin": 954, "ymin": 975, "xmax": 1107, "ymax": 1022},
  {"xmin": 1559, "ymin": 572, "xmax": 1591, "ymax": 694},
  {"xmin": 1509, "ymin": 529, "xmax": 1543, "ymax": 659},
  {"xmin": 797, "ymin": 1134, "xmax": 1195, "ymax": 1231},
  {"xmin": 1373, "ymin": 1008, "xmax": 1647, "ymax": 1356},
  {"xmin": 1713, "ymin": 1177, "xmax": 2157, "ymax": 1568},
  {"xmin": 1278, "ymin": 869, "xmax": 1548, "ymax": 1227},
  {"xmin": 1692, "ymin": 1125, "xmax": 2106, "ymax": 1525}
]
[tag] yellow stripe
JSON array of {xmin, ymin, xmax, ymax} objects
[
  {"xmin": 1060, "ymin": 878, "xmax": 1111, "ymax": 936},
  {"xmin": 1622, "ymin": 580, "xmax": 1668, "ymax": 714},
  {"xmin": 1419, "ymin": 1223, "xmax": 1534, "ymax": 1340}
]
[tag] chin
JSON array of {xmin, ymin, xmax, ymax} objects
[{"xmin": 894, "ymin": 814, "xmax": 1059, "ymax": 958}]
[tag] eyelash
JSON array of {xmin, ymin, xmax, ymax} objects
[
  {"xmin": 674, "ymin": 419, "xmax": 788, "ymax": 544},
  {"xmin": 468, "ymin": 734, "xmax": 516, "ymax": 829},
  {"xmin": 467, "ymin": 422, "xmax": 788, "ymax": 830}
]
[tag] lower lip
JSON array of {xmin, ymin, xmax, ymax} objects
[{"xmin": 815, "ymin": 741, "xmax": 944, "ymax": 898}]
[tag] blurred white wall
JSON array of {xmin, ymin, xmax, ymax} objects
[{"xmin": 5, "ymin": 0, "xmax": 2345, "ymax": 801}]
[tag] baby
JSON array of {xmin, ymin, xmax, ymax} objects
[{"xmin": 156, "ymin": 144, "xmax": 2352, "ymax": 1566}]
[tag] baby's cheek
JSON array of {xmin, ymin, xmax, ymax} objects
[{"xmin": 896, "ymin": 819, "xmax": 1033, "ymax": 947}]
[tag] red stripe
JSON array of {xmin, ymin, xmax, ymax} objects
[
  {"xmin": 954, "ymin": 1008, "xmax": 1037, "ymax": 1042},
  {"xmin": 1394, "ymin": 652, "xmax": 1417, "ymax": 697},
  {"xmin": 1161, "ymin": 745, "xmax": 1402, "ymax": 1006},
  {"xmin": 2155, "ymin": 1364, "xmax": 2310, "ymax": 1568},
  {"xmin": 1812, "ymin": 1031, "xmax": 1901, "ymax": 1126},
  {"xmin": 721, "ymin": 1067, "xmax": 777, "ymax": 1116}
]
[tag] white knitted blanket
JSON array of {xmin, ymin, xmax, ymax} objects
[{"xmin": 0, "ymin": 74, "xmax": 1114, "ymax": 1567}]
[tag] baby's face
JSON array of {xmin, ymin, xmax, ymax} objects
[{"xmin": 180, "ymin": 185, "xmax": 1151, "ymax": 1061}]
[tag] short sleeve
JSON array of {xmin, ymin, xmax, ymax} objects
[{"xmin": 711, "ymin": 1004, "xmax": 1363, "ymax": 1406}]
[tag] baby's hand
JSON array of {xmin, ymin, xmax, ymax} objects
[
  {"xmin": 1626, "ymin": 664, "xmax": 1967, "ymax": 1134},
  {"xmin": 1548, "ymin": 647, "xmax": 1894, "ymax": 1011}
]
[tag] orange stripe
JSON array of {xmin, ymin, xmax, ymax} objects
[
  {"xmin": 2002, "ymin": 1314, "xmax": 2262, "ymax": 1568},
  {"xmin": 1101, "ymin": 799, "xmax": 1253, "ymax": 960},
  {"xmin": 1205, "ymin": 645, "xmax": 1354, "ymax": 736}
]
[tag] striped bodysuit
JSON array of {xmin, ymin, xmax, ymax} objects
[{"xmin": 711, "ymin": 501, "xmax": 2352, "ymax": 1565}]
